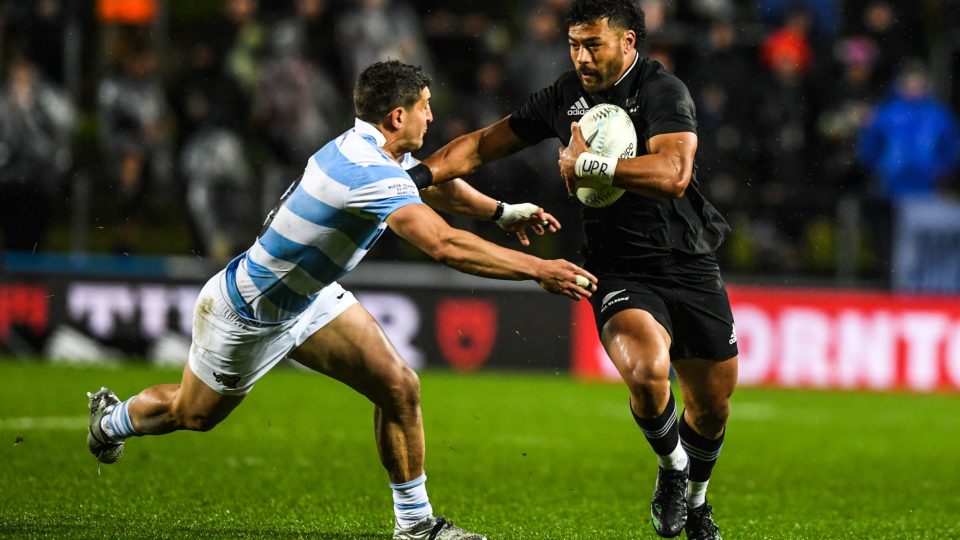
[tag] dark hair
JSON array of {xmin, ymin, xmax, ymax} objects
[
  {"xmin": 566, "ymin": 0, "xmax": 646, "ymax": 44},
  {"xmin": 354, "ymin": 60, "xmax": 432, "ymax": 123}
]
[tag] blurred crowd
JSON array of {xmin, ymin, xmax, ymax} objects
[{"xmin": 1, "ymin": 0, "xmax": 959, "ymax": 284}]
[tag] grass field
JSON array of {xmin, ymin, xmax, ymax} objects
[{"xmin": 1, "ymin": 361, "xmax": 958, "ymax": 539}]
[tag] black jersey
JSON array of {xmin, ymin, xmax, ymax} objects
[{"xmin": 508, "ymin": 56, "xmax": 729, "ymax": 273}]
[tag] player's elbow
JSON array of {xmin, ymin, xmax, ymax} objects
[
  {"xmin": 663, "ymin": 176, "xmax": 689, "ymax": 198},
  {"xmin": 432, "ymin": 242, "xmax": 461, "ymax": 268},
  {"xmin": 422, "ymin": 230, "xmax": 459, "ymax": 266},
  {"xmin": 658, "ymin": 152, "xmax": 693, "ymax": 198}
]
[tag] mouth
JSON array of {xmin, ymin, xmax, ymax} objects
[{"xmin": 578, "ymin": 69, "xmax": 599, "ymax": 82}]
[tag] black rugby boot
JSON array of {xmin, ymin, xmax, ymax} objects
[
  {"xmin": 650, "ymin": 464, "xmax": 688, "ymax": 537},
  {"xmin": 685, "ymin": 502, "xmax": 721, "ymax": 540}
]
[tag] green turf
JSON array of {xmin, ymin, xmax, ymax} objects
[{"xmin": 0, "ymin": 361, "xmax": 958, "ymax": 539}]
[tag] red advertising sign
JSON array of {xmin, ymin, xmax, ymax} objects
[
  {"xmin": 436, "ymin": 298, "xmax": 498, "ymax": 372},
  {"xmin": 572, "ymin": 285, "xmax": 960, "ymax": 391},
  {"xmin": 0, "ymin": 284, "xmax": 49, "ymax": 339}
]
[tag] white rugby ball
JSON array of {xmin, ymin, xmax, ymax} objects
[{"xmin": 574, "ymin": 103, "xmax": 636, "ymax": 208}]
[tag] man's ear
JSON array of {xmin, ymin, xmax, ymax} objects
[
  {"xmin": 622, "ymin": 29, "xmax": 637, "ymax": 53},
  {"xmin": 386, "ymin": 107, "xmax": 405, "ymax": 131}
]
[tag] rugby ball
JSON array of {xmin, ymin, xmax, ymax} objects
[{"xmin": 574, "ymin": 103, "xmax": 636, "ymax": 208}]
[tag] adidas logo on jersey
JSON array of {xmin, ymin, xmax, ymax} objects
[
  {"xmin": 729, "ymin": 323, "xmax": 738, "ymax": 345},
  {"xmin": 567, "ymin": 97, "xmax": 590, "ymax": 116}
]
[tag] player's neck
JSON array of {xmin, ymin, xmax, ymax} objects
[
  {"xmin": 613, "ymin": 51, "xmax": 639, "ymax": 87},
  {"xmin": 373, "ymin": 123, "xmax": 404, "ymax": 161},
  {"xmin": 381, "ymin": 138, "xmax": 406, "ymax": 162}
]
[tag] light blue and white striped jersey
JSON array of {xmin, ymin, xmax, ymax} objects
[{"xmin": 223, "ymin": 119, "xmax": 423, "ymax": 322}]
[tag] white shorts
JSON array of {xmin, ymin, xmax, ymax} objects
[{"xmin": 187, "ymin": 270, "xmax": 358, "ymax": 396}]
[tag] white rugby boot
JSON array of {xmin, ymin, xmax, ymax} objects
[{"xmin": 393, "ymin": 516, "xmax": 487, "ymax": 540}]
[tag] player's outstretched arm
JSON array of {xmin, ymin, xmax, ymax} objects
[
  {"xmin": 559, "ymin": 122, "xmax": 698, "ymax": 199},
  {"xmin": 386, "ymin": 204, "xmax": 596, "ymax": 300},
  {"xmin": 422, "ymin": 116, "xmax": 531, "ymax": 184},
  {"xmin": 419, "ymin": 179, "xmax": 560, "ymax": 246}
]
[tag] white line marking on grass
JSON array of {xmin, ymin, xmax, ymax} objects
[{"xmin": 0, "ymin": 417, "xmax": 88, "ymax": 430}]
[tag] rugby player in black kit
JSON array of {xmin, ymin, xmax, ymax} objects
[{"xmin": 410, "ymin": 1, "xmax": 734, "ymax": 538}]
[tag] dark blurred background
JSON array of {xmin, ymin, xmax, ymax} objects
[{"xmin": 2, "ymin": 0, "xmax": 960, "ymax": 291}]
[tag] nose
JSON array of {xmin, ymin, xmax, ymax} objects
[
  {"xmin": 575, "ymin": 46, "xmax": 592, "ymax": 66},
  {"xmin": 426, "ymin": 109, "xmax": 433, "ymax": 123}
]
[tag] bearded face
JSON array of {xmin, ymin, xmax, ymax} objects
[{"xmin": 568, "ymin": 18, "xmax": 634, "ymax": 93}]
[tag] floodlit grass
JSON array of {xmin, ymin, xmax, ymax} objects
[{"xmin": 0, "ymin": 361, "xmax": 957, "ymax": 539}]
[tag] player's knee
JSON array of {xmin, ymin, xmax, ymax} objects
[
  {"xmin": 383, "ymin": 364, "xmax": 421, "ymax": 413},
  {"xmin": 687, "ymin": 400, "xmax": 729, "ymax": 436},
  {"xmin": 622, "ymin": 358, "xmax": 671, "ymax": 398}
]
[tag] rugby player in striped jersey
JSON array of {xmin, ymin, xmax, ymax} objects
[{"xmin": 87, "ymin": 60, "xmax": 596, "ymax": 540}]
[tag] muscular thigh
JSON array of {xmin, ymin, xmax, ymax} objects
[
  {"xmin": 600, "ymin": 308, "xmax": 672, "ymax": 379},
  {"xmin": 289, "ymin": 304, "xmax": 411, "ymax": 403}
]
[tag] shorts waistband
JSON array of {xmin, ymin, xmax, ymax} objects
[{"xmin": 218, "ymin": 261, "xmax": 284, "ymax": 328}]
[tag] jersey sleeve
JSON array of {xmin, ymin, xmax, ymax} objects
[
  {"xmin": 347, "ymin": 170, "xmax": 423, "ymax": 220},
  {"xmin": 641, "ymin": 73, "xmax": 698, "ymax": 139},
  {"xmin": 508, "ymin": 83, "xmax": 561, "ymax": 144}
]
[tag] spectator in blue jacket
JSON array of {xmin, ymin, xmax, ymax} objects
[{"xmin": 858, "ymin": 63, "xmax": 960, "ymax": 200}]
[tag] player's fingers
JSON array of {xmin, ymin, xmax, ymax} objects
[
  {"xmin": 573, "ymin": 275, "xmax": 594, "ymax": 297},
  {"xmin": 543, "ymin": 214, "xmax": 561, "ymax": 231},
  {"xmin": 555, "ymin": 278, "xmax": 586, "ymax": 300},
  {"xmin": 536, "ymin": 215, "xmax": 558, "ymax": 232},
  {"xmin": 517, "ymin": 230, "xmax": 530, "ymax": 246},
  {"xmin": 570, "ymin": 122, "xmax": 587, "ymax": 146},
  {"xmin": 573, "ymin": 267, "xmax": 598, "ymax": 286}
]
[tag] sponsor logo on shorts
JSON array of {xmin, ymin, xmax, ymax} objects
[
  {"xmin": 213, "ymin": 372, "xmax": 242, "ymax": 389},
  {"xmin": 729, "ymin": 323, "xmax": 737, "ymax": 345},
  {"xmin": 601, "ymin": 289, "xmax": 629, "ymax": 312}
]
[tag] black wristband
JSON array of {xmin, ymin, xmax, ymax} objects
[
  {"xmin": 407, "ymin": 163, "xmax": 433, "ymax": 189},
  {"xmin": 490, "ymin": 201, "xmax": 505, "ymax": 221}
]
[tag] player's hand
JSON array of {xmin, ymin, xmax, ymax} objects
[
  {"xmin": 495, "ymin": 202, "xmax": 561, "ymax": 246},
  {"xmin": 559, "ymin": 122, "xmax": 588, "ymax": 197},
  {"xmin": 534, "ymin": 258, "xmax": 598, "ymax": 300}
]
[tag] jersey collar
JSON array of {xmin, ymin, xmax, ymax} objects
[{"xmin": 354, "ymin": 118, "xmax": 387, "ymax": 147}]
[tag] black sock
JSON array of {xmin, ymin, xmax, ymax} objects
[
  {"xmin": 678, "ymin": 411, "xmax": 724, "ymax": 483},
  {"xmin": 631, "ymin": 391, "xmax": 679, "ymax": 457}
]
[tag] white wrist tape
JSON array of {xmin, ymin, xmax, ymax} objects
[
  {"xmin": 495, "ymin": 202, "xmax": 539, "ymax": 227},
  {"xmin": 575, "ymin": 152, "xmax": 617, "ymax": 185}
]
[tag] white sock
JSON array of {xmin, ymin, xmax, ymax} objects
[
  {"xmin": 390, "ymin": 473, "xmax": 433, "ymax": 528},
  {"xmin": 658, "ymin": 439, "xmax": 689, "ymax": 471},
  {"xmin": 687, "ymin": 480, "xmax": 709, "ymax": 508}
]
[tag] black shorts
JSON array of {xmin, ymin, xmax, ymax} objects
[{"xmin": 588, "ymin": 259, "xmax": 738, "ymax": 362}]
